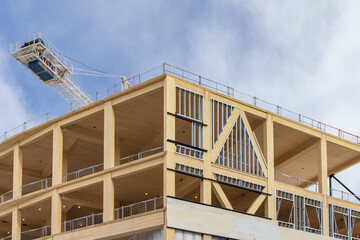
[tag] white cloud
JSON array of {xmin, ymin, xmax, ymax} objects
[
  {"xmin": 185, "ymin": 0, "xmax": 360, "ymax": 195},
  {"xmin": 0, "ymin": 42, "xmax": 29, "ymax": 138}
]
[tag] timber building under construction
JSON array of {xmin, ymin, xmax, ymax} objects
[{"xmin": 0, "ymin": 64, "xmax": 359, "ymax": 239}]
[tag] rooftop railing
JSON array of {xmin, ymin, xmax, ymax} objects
[
  {"xmin": 114, "ymin": 196, "xmax": 163, "ymax": 220},
  {"xmin": 64, "ymin": 213, "xmax": 103, "ymax": 232},
  {"xmin": 21, "ymin": 178, "xmax": 52, "ymax": 196},
  {"xmin": 20, "ymin": 226, "xmax": 51, "ymax": 240},
  {"xmin": 116, "ymin": 146, "xmax": 163, "ymax": 166},
  {"xmin": 1, "ymin": 63, "xmax": 360, "ymax": 147},
  {"xmin": 0, "ymin": 190, "xmax": 13, "ymax": 204},
  {"xmin": 275, "ymin": 171, "xmax": 319, "ymax": 192},
  {"xmin": 330, "ymin": 188, "xmax": 360, "ymax": 204},
  {"xmin": 63, "ymin": 163, "xmax": 104, "ymax": 183}
]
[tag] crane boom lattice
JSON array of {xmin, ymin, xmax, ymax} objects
[{"xmin": 10, "ymin": 33, "xmax": 93, "ymax": 108}]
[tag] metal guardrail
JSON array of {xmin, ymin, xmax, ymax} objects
[
  {"xmin": 114, "ymin": 196, "xmax": 163, "ymax": 220},
  {"xmin": 330, "ymin": 188, "xmax": 360, "ymax": 204},
  {"xmin": 20, "ymin": 226, "xmax": 51, "ymax": 240},
  {"xmin": 64, "ymin": 213, "xmax": 103, "ymax": 232},
  {"xmin": 0, "ymin": 190, "xmax": 13, "ymax": 204},
  {"xmin": 175, "ymin": 144, "xmax": 203, "ymax": 160},
  {"xmin": 63, "ymin": 163, "xmax": 104, "ymax": 182},
  {"xmin": 2, "ymin": 63, "xmax": 360, "ymax": 147},
  {"xmin": 1, "ymin": 235, "xmax": 12, "ymax": 240},
  {"xmin": 21, "ymin": 178, "xmax": 52, "ymax": 196},
  {"xmin": 275, "ymin": 171, "xmax": 318, "ymax": 192},
  {"xmin": 117, "ymin": 146, "xmax": 163, "ymax": 165}
]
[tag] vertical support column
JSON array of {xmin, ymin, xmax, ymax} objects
[
  {"xmin": 319, "ymin": 135, "xmax": 329, "ymax": 236},
  {"xmin": 104, "ymin": 101, "xmax": 115, "ymax": 169},
  {"xmin": 103, "ymin": 173, "xmax": 114, "ymax": 222},
  {"xmin": 63, "ymin": 151, "xmax": 68, "ymax": 178},
  {"xmin": 115, "ymin": 139, "xmax": 121, "ymax": 163},
  {"xmin": 51, "ymin": 189, "xmax": 62, "ymax": 235},
  {"xmin": 265, "ymin": 114, "xmax": 275, "ymax": 219},
  {"xmin": 52, "ymin": 124, "xmax": 63, "ymax": 185},
  {"xmin": 13, "ymin": 143, "xmax": 22, "ymax": 198},
  {"xmin": 12, "ymin": 207, "xmax": 21, "ymax": 240},
  {"xmin": 163, "ymin": 76, "xmax": 176, "ymax": 240},
  {"xmin": 201, "ymin": 91, "xmax": 211, "ymax": 205}
]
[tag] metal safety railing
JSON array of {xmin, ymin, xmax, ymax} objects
[
  {"xmin": 21, "ymin": 178, "xmax": 52, "ymax": 196},
  {"xmin": 114, "ymin": 196, "xmax": 163, "ymax": 220},
  {"xmin": 2, "ymin": 63, "xmax": 360, "ymax": 147},
  {"xmin": 20, "ymin": 226, "xmax": 51, "ymax": 240},
  {"xmin": 116, "ymin": 146, "xmax": 163, "ymax": 166},
  {"xmin": 330, "ymin": 188, "xmax": 360, "ymax": 204},
  {"xmin": 275, "ymin": 171, "xmax": 319, "ymax": 192},
  {"xmin": 64, "ymin": 213, "xmax": 103, "ymax": 232},
  {"xmin": 63, "ymin": 163, "xmax": 104, "ymax": 182},
  {"xmin": 175, "ymin": 144, "xmax": 203, "ymax": 160},
  {"xmin": 0, "ymin": 190, "xmax": 13, "ymax": 204},
  {"xmin": 1, "ymin": 235, "xmax": 12, "ymax": 240}
]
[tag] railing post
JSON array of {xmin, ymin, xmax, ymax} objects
[
  {"xmin": 122, "ymin": 206, "xmax": 124, "ymax": 218},
  {"xmin": 163, "ymin": 63, "xmax": 165, "ymax": 74},
  {"xmin": 199, "ymin": 76, "xmax": 202, "ymax": 85},
  {"xmin": 46, "ymin": 113, "xmax": 49, "ymax": 122},
  {"xmin": 253, "ymin": 97, "xmax": 257, "ymax": 106},
  {"xmin": 23, "ymin": 122, "xmax": 26, "ymax": 131},
  {"xmin": 96, "ymin": 92, "xmax": 99, "ymax": 101},
  {"xmin": 154, "ymin": 197, "xmax": 156, "ymax": 209}
]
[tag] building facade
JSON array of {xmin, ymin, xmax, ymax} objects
[{"xmin": 0, "ymin": 73, "xmax": 359, "ymax": 240}]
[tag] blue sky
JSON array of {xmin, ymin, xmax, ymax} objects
[{"xmin": 0, "ymin": 1, "xmax": 359, "ymax": 194}]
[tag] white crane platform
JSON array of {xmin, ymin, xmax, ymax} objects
[{"xmin": 10, "ymin": 33, "xmax": 93, "ymax": 108}]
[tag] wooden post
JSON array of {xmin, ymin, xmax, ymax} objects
[
  {"xmin": 163, "ymin": 75, "xmax": 176, "ymax": 239},
  {"xmin": 103, "ymin": 173, "xmax": 114, "ymax": 222},
  {"xmin": 12, "ymin": 207, "xmax": 21, "ymax": 240},
  {"xmin": 319, "ymin": 135, "xmax": 329, "ymax": 236},
  {"xmin": 13, "ymin": 143, "xmax": 22, "ymax": 198},
  {"xmin": 51, "ymin": 189, "xmax": 62, "ymax": 234},
  {"xmin": 201, "ymin": 92, "xmax": 211, "ymax": 205},
  {"xmin": 265, "ymin": 114, "xmax": 275, "ymax": 219},
  {"xmin": 104, "ymin": 101, "xmax": 115, "ymax": 169},
  {"xmin": 52, "ymin": 125, "xmax": 63, "ymax": 185}
]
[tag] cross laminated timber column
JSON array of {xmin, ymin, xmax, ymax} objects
[
  {"xmin": 163, "ymin": 76, "xmax": 176, "ymax": 239},
  {"xmin": 52, "ymin": 124, "xmax": 63, "ymax": 234},
  {"xmin": 201, "ymin": 91, "xmax": 211, "ymax": 205},
  {"xmin": 265, "ymin": 114, "xmax": 275, "ymax": 219},
  {"xmin": 319, "ymin": 135, "xmax": 329, "ymax": 236},
  {"xmin": 103, "ymin": 101, "xmax": 115, "ymax": 221}
]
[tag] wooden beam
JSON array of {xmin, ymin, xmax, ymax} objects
[
  {"xmin": 112, "ymin": 80, "xmax": 164, "ymax": 106},
  {"xmin": 211, "ymin": 181, "xmax": 233, "ymax": 210},
  {"xmin": 64, "ymin": 125, "xmax": 103, "ymax": 146},
  {"xmin": 247, "ymin": 193, "xmax": 267, "ymax": 214},
  {"xmin": 210, "ymin": 108, "xmax": 240, "ymax": 162},
  {"xmin": 62, "ymin": 195, "xmax": 103, "ymax": 210},
  {"xmin": 272, "ymin": 115, "xmax": 321, "ymax": 138},
  {"xmin": 211, "ymin": 164, "xmax": 267, "ymax": 186},
  {"xmin": 58, "ymin": 104, "xmax": 104, "ymax": 128},
  {"xmin": 275, "ymin": 138, "xmax": 319, "ymax": 169},
  {"xmin": 19, "ymin": 125, "xmax": 53, "ymax": 147},
  {"xmin": 239, "ymin": 109, "xmax": 267, "ymax": 177}
]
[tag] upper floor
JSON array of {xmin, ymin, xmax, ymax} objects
[{"xmin": 0, "ymin": 72, "xmax": 358, "ymax": 239}]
